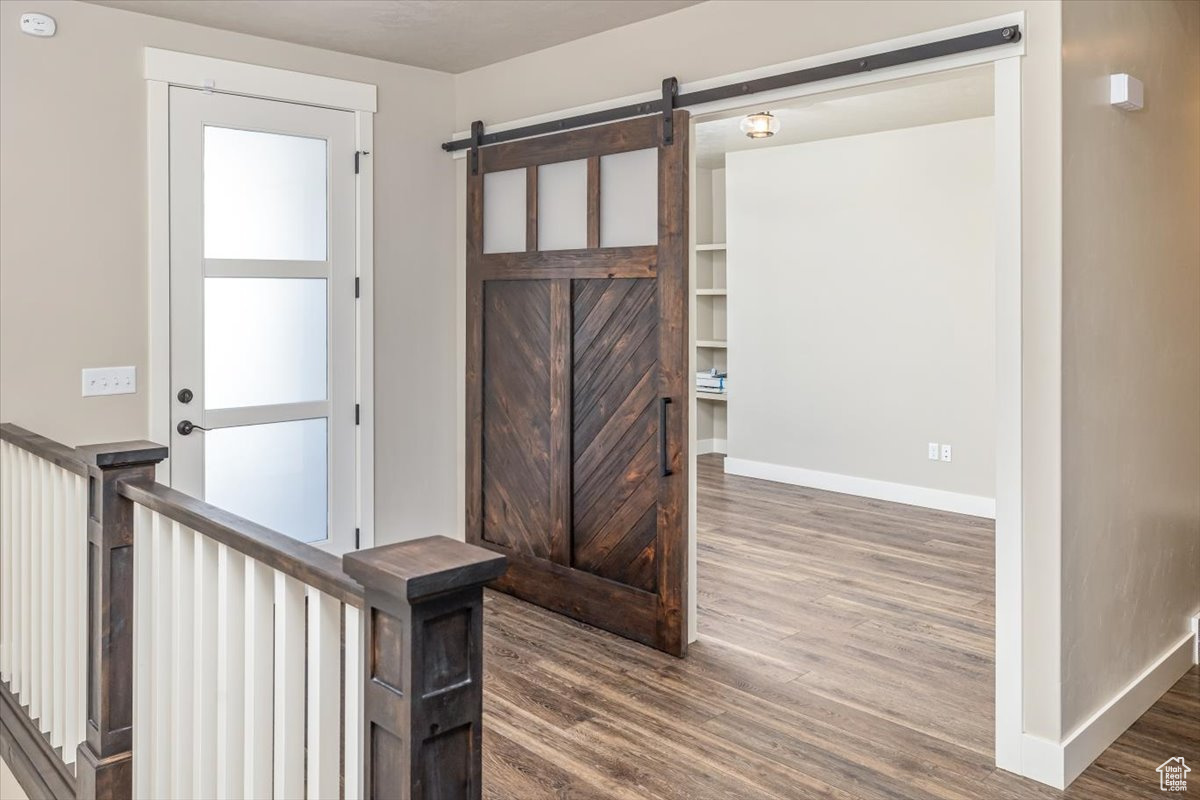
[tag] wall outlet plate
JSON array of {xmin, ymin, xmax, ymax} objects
[
  {"xmin": 928, "ymin": 442, "xmax": 940, "ymax": 460},
  {"xmin": 82, "ymin": 366, "xmax": 136, "ymax": 397},
  {"xmin": 940, "ymin": 444, "xmax": 953, "ymax": 462}
]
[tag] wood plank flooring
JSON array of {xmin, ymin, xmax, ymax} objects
[{"xmin": 481, "ymin": 454, "xmax": 1199, "ymax": 799}]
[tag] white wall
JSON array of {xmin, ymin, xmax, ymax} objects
[
  {"xmin": 1060, "ymin": 0, "xmax": 1200, "ymax": 739},
  {"xmin": 725, "ymin": 118, "xmax": 995, "ymax": 511},
  {"xmin": 0, "ymin": 0, "xmax": 459, "ymax": 545}
]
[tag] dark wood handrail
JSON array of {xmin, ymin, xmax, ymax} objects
[
  {"xmin": 0, "ymin": 422, "xmax": 89, "ymax": 476},
  {"xmin": 117, "ymin": 478, "xmax": 365, "ymax": 609}
]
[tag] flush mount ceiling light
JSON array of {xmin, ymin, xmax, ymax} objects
[{"xmin": 740, "ymin": 111, "xmax": 780, "ymax": 139}]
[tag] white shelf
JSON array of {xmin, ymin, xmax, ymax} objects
[
  {"xmin": 696, "ymin": 288, "xmax": 726, "ymax": 296},
  {"xmin": 697, "ymin": 339, "xmax": 727, "ymax": 349},
  {"xmin": 696, "ymin": 243, "xmax": 727, "ymax": 251},
  {"xmin": 697, "ymin": 392, "xmax": 727, "ymax": 403}
]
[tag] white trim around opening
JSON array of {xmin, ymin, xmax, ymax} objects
[{"xmin": 449, "ymin": 9, "xmax": 1034, "ymax": 784}]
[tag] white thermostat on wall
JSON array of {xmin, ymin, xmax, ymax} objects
[{"xmin": 20, "ymin": 12, "xmax": 56, "ymax": 37}]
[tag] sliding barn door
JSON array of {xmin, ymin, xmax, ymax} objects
[{"xmin": 466, "ymin": 112, "xmax": 689, "ymax": 655}]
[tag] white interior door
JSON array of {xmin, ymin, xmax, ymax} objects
[{"xmin": 168, "ymin": 87, "xmax": 356, "ymax": 553}]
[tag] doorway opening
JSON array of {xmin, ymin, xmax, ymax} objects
[{"xmin": 689, "ymin": 62, "xmax": 1005, "ymax": 763}]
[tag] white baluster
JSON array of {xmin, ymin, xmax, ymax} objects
[
  {"xmin": 216, "ymin": 544, "xmax": 246, "ymax": 799},
  {"xmin": 50, "ymin": 465, "xmax": 65, "ymax": 749},
  {"xmin": 18, "ymin": 449, "xmax": 30, "ymax": 702},
  {"xmin": 28, "ymin": 453, "xmax": 41, "ymax": 719},
  {"xmin": 40, "ymin": 459, "xmax": 53, "ymax": 732},
  {"xmin": 0, "ymin": 441, "xmax": 10, "ymax": 683},
  {"xmin": 149, "ymin": 512, "xmax": 174, "ymax": 798},
  {"xmin": 273, "ymin": 572, "xmax": 305, "ymax": 800},
  {"xmin": 193, "ymin": 534, "xmax": 219, "ymax": 799},
  {"xmin": 171, "ymin": 522, "xmax": 196, "ymax": 796},
  {"xmin": 70, "ymin": 472, "xmax": 87, "ymax": 765},
  {"xmin": 244, "ymin": 559, "xmax": 274, "ymax": 800},
  {"xmin": 306, "ymin": 589, "xmax": 341, "ymax": 800},
  {"xmin": 132, "ymin": 504, "xmax": 153, "ymax": 795},
  {"xmin": 344, "ymin": 603, "xmax": 362, "ymax": 800}
]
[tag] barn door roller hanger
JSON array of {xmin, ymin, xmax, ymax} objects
[{"xmin": 452, "ymin": 24, "xmax": 1022, "ymax": 171}]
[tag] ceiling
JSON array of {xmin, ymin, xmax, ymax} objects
[
  {"xmin": 695, "ymin": 65, "xmax": 994, "ymax": 169},
  {"xmin": 86, "ymin": 0, "xmax": 700, "ymax": 73}
]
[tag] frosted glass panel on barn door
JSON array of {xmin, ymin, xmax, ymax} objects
[{"xmin": 169, "ymin": 87, "xmax": 356, "ymax": 553}]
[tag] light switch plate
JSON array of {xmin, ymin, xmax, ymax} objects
[
  {"xmin": 928, "ymin": 442, "xmax": 940, "ymax": 460},
  {"xmin": 82, "ymin": 366, "xmax": 136, "ymax": 397}
]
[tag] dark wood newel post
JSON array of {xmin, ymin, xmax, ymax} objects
[
  {"xmin": 344, "ymin": 536, "xmax": 506, "ymax": 800},
  {"xmin": 73, "ymin": 440, "xmax": 168, "ymax": 800}
]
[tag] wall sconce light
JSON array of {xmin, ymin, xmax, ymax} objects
[{"xmin": 740, "ymin": 111, "xmax": 780, "ymax": 139}]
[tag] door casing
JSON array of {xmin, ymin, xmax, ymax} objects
[{"xmin": 145, "ymin": 50, "xmax": 377, "ymax": 551}]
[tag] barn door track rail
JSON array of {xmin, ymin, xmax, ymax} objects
[{"xmin": 444, "ymin": 24, "xmax": 1021, "ymax": 160}]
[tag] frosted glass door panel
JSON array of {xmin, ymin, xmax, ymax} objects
[
  {"xmin": 600, "ymin": 148, "xmax": 658, "ymax": 247},
  {"xmin": 482, "ymin": 168, "xmax": 526, "ymax": 254},
  {"xmin": 204, "ymin": 278, "xmax": 327, "ymax": 410},
  {"xmin": 204, "ymin": 126, "xmax": 327, "ymax": 261},
  {"xmin": 205, "ymin": 418, "xmax": 328, "ymax": 543},
  {"xmin": 537, "ymin": 160, "xmax": 587, "ymax": 250}
]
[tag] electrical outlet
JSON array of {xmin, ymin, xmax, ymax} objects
[
  {"xmin": 928, "ymin": 442, "xmax": 940, "ymax": 460},
  {"xmin": 82, "ymin": 366, "xmax": 136, "ymax": 397},
  {"xmin": 940, "ymin": 444, "xmax": 953, "ymax": 462}
]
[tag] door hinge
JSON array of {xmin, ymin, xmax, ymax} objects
[
  {"xmin": 355, "ymin": 527, "xmax": 360, "ymax": 549},
  {"xmin": 355, "ymin": 403, "xmax": 360, "ymax": 425},
  {"xmin": 355, "ymin": 276, "xmax": 360, "ymax": 298},
  {"xmin": 354, "ymin": 150, "xmax": 370, "ymax": 174}
]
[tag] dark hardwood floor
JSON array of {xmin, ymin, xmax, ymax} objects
[{"xmin": 481, "ymin": 454, "xmax": 1199, "ymax": 799}]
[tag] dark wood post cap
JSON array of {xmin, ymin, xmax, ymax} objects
[
  {"xmin": 75, "ymin": 440, "xmax": 168, "ymax": 469},
  {"xmin": 344, "ymin": 536, "xmax": 506, "ymax": 602}
]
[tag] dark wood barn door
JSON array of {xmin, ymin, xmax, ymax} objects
[{"xmin": 466, "ymin": 112, "xmax": 689, "ymax": 655}]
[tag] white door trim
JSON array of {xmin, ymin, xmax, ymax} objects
[
  {"xmin": 146, "ymin": 50, "xmax": 376, "ymax": 550},
  {"xmin": 450, "ymin": 9, "xmax": 1032, "ymax": 782},
  {"xmin": 144, "ymin": 48, "xmax": 377, "ymax": 112}
]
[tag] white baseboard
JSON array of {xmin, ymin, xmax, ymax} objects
[
  {"xmin": 1062, "ymin": 630, "xmax": 1196, "ymax": 785},
  {"xmin": 1016, "ymin": 630, "xmax": 1197, "ymax": 789},
  {"xmin": 722, "ymin": 457, "xmax": 995, "ymax": 518},
  {"xmin": 1018, "ymin": 734, "xmax": 1067, "ymax": 790},
  {"xmin": 696, "ymin": 438, "xmax": 728, "ymax": 456}
]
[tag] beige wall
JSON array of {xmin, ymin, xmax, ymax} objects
[
  {"xmin": 0, "ymin": 756, "xmax": 29, "ymax": 800},
  {"xmin": 0, "ymin": 1, "xmax": 459, "ymax": 545},
  {"xmin": 725, "ymin": 118, "xmax": 996, "ymax": 500},
  {"xmin": 453, "ymin": 0, "xmax": 1066, "ymax": 740},
  {"xmin": 1060, "ymin": 0, "xmax": 1200, "ymax": 733}
]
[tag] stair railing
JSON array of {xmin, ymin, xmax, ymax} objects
[{"xmin": 0, "ymin": 422, "xmax": 504, "ymax": 800}]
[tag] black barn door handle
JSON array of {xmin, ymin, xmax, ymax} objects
[{"xmin": 659, "ymin": 397, "xmax": 673, "ymax": 476}]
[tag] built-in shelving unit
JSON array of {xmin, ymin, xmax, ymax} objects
[{"xmin": 694, "ymin": 166, "xmax": 728, "ymax": 455}]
